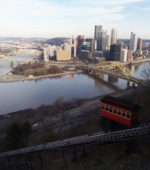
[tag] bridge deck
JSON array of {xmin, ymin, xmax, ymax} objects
[{"xmin": 81, "ymin": 65, "xmax": 149, "ymax": 86}]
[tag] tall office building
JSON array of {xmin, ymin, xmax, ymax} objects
[
  {"xmin": 94, "ymin": 25, "xmax": 103, "ymax": 51},
  {"xmin": 77, "ymin": 35, "xmax": 85, "ymax": 55},
  {"xmin": 129, "ymin": 32, "xmax": 137, "ymax": 52},
  {"xmin": 111, "ymin": 29, "xmax": 117, "ymax": 45},
  {"xmin": 106, "ymin": 35, "xmax": 111, "ymax": 50},
  {"xmin": 101, "ymin": 31, "xmax": 108, "ymax": 51},
  {"xmin": 86, "ymin": 38, "xmax": 97, "ymax": 52},
  {"xmin": 70, "ymin": 37, "xmax": 77, "ymax": 58},
  {"xmin": 94, "ymin": 25, "xmax": 102, "ymax": 40},
  {"xmin": 137, "ymin": 38, "xmax": 143, "ymax": 51},
  {"xmin": 97, "ymin": 31, "xmax": 102, "ymax": 51},
  {"xmin": 77, "ymin": 35, "xmax": 85, "ymax": 46},
  {"xmin": 110, "ymin": 44, "xmax": 122, "ymax": 61},
  {"xmin": 94, "ymin": 25, "xmax": 110, "ymax": 51},
  {"xmin": 94, "ymin": 25, "xmax": 111, "ymax": 51}
]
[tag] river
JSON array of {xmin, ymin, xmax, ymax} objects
[
  {"xmin": 0, "ymin": 74, "xmax": 114, "ymax": 115},
  {"xmin": 0, "ymin": 60, "xmax": 149, "ymax": 115}
]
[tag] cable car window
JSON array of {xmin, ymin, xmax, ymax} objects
[
  {"xmin": 106, "ymin": 106, "xmax": 108, "ymax": 111},
  {"xmin": 118, "ymin": 111, "xmax": 121, "ymax": 115},
  {"xmin": 113, "ymin": 109, "xmax": 117, "ymax": 114},
  {"xmin": 109, "ymin": 108, "xmax": 112, "ymax": 112},
  {"xmin": 122, "ymin": 112, "xmax": 126, "ymax": 117},
  {"xmin": 102, "ymin": 106, "xmax": 105, "ymax": 110},
  {"xmin": 127, "ymin": 111, "xmax": 131, "ymax": 115},
  {"xmin": 127, "ymin": 114, "xmax": 131, "ymax": 119}
]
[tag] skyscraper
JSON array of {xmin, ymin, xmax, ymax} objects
[
  {"xmin": 94, "ymin": 25, "xmax": 102, "ymax": 40},
  {"xmin": 86, "ymin": 38, "xmax": 97, "ymax": 52},
  {"xmin": 129, "ymin": 32, "xmax": 137, "ymax": 52},
  {"xmin": 137, "ymin": 38, "xmax": 143, "ymax": 51},
  {"xmin": 111, "ymin": 29, "xmax": 117, "ymax": 45},
  {"xmin": 94, "ymin": 25, "xmax": 103, "ymax": 51},
  {"xmin": 101, "ymin": 31, "xmax": 108, "ymax": 51},
  {"xmin": 77, "ymin": 35, "xmax": 85, "ymax": 55},
  {"xmin": 77, "ymin": 35, "xmax": 85, "ymax": 46},
  {"xmin": 97, "ymin": 31, "xmax": 103, "ymax": 51},
  {"xmin": 110, "ymin": 44, "xmax": 122, "ymax": 61},
  {"xmin": 70, "ymin": 37, "xmax": 77, "ymax": 58},
  {"xmin": 106, "ymin": 35, "xmax": 110, "ymax": 50},
  {"xmin": 94, "ymin": 25, "xmax": 110, "ymax": 51}
]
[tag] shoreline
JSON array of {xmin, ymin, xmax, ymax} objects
[
  {"xmin": 0, "ymin": 58, "xmax": 150, "ymax": 83},
  {"xmin": 0, "ymin": 70, "xmax": 83, "ymax": 83},
  {"xmin": 0, "ymin": 87, "xmax": 135, "ymax": 117},
  {"xmin": 129, "ymin": 58, "xmax": 150, "ymax": 65}
]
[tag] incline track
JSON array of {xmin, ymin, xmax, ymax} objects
[{"xmin": 0, "ymin": 123, "xmax": 150, "ymax": 158}]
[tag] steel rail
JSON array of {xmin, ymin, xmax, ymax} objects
[{"xmin": 0, "ymin": 123, "xmax": 150, "ymax": 158}]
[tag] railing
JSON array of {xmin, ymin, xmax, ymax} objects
[{"xmin": 0, "ymin": 123, "xmax": 150, "ymax": 158}]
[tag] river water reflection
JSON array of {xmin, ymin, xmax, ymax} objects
[
  {"xmin": 130, "ymin": 62, "xmax": 150, "ymax": 79},
  {"xmin": 0, "ymin": 74, "xmax": 114, "ymax": 115}
]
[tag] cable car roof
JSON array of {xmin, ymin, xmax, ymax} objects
[{"xmin": 101, "ymin": 96, "xmax": 140, "ymax": 111}]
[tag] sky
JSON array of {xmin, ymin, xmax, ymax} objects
[{"xmin": 0, "ymin": 0, "xmax": 150, "ymax": 39}]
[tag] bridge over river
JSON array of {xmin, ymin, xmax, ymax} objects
[{"xmin": 80, "ymin": 65, "xmax": 149, "ymax": 87}]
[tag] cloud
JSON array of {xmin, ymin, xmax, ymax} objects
[
  {"xmin": 0, "ymin": 0, "xmax": 149, "ymax": 37},
  {"xmin": 0, "ymin": 0, "xmax": 146, "ymax": 19},
  {"xmin": 85, "ymin": 0, "xmax": 147, "ymax": 6},
  {"xmin": 0, "ymin": 0, "xmax": 127, "ymax": 17},
  {"xmin": 140, "ymin": 7, "xmax": 150, "ymax": 12}
]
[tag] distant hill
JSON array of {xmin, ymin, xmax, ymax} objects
[
  {"xmin": 44, "ymin": 37, "xmax": 68, "ymax": 46},
  {"xmin": 143, "ymin": 39, "xmax": 150, "ymax": 44},
  {"xmin": 118, "ymin": 39, "xmax": 130, "ymax": 44},
  {"xmin": 118, "ymin": 39, "xmax": 150, "ymax": 45}
]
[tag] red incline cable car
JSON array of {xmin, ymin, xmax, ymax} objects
[{"xmin": 100, "ymin": 96, "xmax": 139, "ymax": 127}]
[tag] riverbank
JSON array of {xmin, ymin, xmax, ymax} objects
[
  {"xmin": 0, "ymin": 70, "xmax": 83, "ymax": 83},
  {"xmin": 130, "ymin": 58, "xmax": 150, "ymax": 64},
  {"xmin": 0, "ymin": 87, "xmax": 137, "ymax": 149}
]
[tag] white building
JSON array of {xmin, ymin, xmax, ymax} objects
[
  {"xmin": 120, "ymin": 49, "xmax": 128, "ymax": 62},
  {"xmin": 106, "ymin": 35, "xmax": 110, "ymax": 50},
  {"xmin": 111, "ymin": 29, "xmax": 117, "ymax": 45},
  {"xmin": 43, "ymin": 45, "xmax": 55, "ymax": 62},
  {"xmin": 44, "ymin": 47, "xmax": 50, "ymax": 62},
  {"xmin": 48, "ymin": 45, "xmax": 55, "ymax": 57},
  {"xmin": 129, "ymin": 32, "xmax": 137, "ymax": 52},
  {"xmin": 70, "ymin": 37, "xmax": 77, "ymax": 58}
]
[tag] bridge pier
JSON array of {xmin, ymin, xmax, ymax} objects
[
  {"xmin": 127, "ymin": 81, "xmax": 138, "ymax": 88},
  {"xmin": 127, "ymin": 81, "xmax": 130, "ymax": 87},
  {"xmin": 132, "ymin": 83, "xmax": 136, "ymax": 87}
]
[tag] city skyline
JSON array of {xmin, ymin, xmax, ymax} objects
[{"xmin": 0, "ymin": 0, "xmax": 150, "ymax": 38}]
